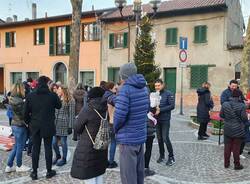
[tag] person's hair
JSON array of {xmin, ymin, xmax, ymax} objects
[
  {"xmin": 105, "ymin": 82, "xmax": 115, "ymax": 90},
  {"xmin": 60, "ymin": 86, "xmax": 72, "ymax": 104},
  {"xmin": 202, "ymin": 82, "xmax": 211, "ymax": 88},
  {"xmin": 229, "ymin": 80, "xmax": 238, "ymax": 85},
  {"xmin": 38, "ymin": 76, "xmax": 50, "ymax": 86},
  {"xmin": 76, "ymin": 83, "xmax": 84, "ymax": 90},
  {"xmin": 11, "ymin": 82, "xmax": 25, "ymax": 98},
  {"xmin": 154, "ymin": 79, "xmax": 164, "ymax": 84},
  {"xmin": 27, "ymin": 77, "xmax": 33, "ymax": 83},
  {"xmin": 232, "ymin": 89, "xmax": 242, "ymax": 98},
  {"xmin": 100, "ymin": 81, "xmax": 107, "ymax": 90},
  {"xmin": 49, "ymin": 83, "xmax": 58, "ymax": 92}
]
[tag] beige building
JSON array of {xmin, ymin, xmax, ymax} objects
[{"xmin": 101, "ymin": 0, "xmax": 244, "ymax": 106}]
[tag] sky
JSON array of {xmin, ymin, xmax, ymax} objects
[{"xmin": 0, "ymin": 0, "xmax": 249, "ymax": 26}]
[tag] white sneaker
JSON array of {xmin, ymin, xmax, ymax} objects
[
  {"xmin": 240, "ymin": 155, "xmax": 246, "ymax": 159},
  {"xmin": 5, "ymin": 166, "xmax": 16, "ymax": 173},
  {"xmin": 16, "ymin": 165, "xmax": 31, "ymax": 172}
]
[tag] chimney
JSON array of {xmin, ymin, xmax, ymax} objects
[
  {"xmin": 45, "ymin": 12, "xmax": 48, "ymax": 18},
  {"xmin": 13, "ymin": 15, "xmax": 17, "ymax": 22},
  {"xmin": 32, "ymin": 3, "xmax": 37, "ymax": 19},
  {"xmin": 6, "ymin": 17, "xmax": 13, "ymax": 23},
  {"xmin": 25, "ymin": 18, "xmax": 29, "ymax": 21}
]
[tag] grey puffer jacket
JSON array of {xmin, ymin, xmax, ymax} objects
[
  {"xmin": 220, "ymin": 98, "xmax": 248, "ymax": 138},
  {"xmin": 9, "ymin": 96, "xmax": 26, "ymax": 127}
]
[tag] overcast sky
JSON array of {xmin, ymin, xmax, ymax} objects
[{"xmin": 0, "ymin": 0, "xmax": 249, "ymax": 25}]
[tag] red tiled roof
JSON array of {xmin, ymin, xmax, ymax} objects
[{"xmin": 102, "ymin": 0, "xmax": 226, "ymax": 20}]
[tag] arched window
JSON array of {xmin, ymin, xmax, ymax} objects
[{"xmin": 54, "ymin": 62, "xmax": 67, "ymax": 85}]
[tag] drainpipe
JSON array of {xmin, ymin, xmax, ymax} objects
[{"xmin": 128, "ymin": 21, "xmax": 131, "ymax": 62}]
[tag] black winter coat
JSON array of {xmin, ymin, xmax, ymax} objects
[
  {"xmin": 220, "ymin": 98, "xmax": 248, "ymax": 138},
  {"xmin": 24, "ymin": 85, "xmax": 62, "ymax": 138},
  {"xmin": 71, "ymin": 97, "xmax": 108, "ymax": 180},
  {"xmin": 197, "ymin": 87, "xmax": 214, "ymax": 122}
]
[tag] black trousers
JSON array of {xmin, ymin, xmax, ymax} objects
[
  {"xmin": 32, "ymin": 131, "xmax": 53, "ymax": 172},
  {"xmin": 240, "ymin": 142, "xmax": 245, "ymax": 155},
  {"xmin": 156, "ymin": 122, "xmax": 174, "ymax": 158},
  {"xmin": 198, "ymin": 120, "xmax": 209, "ymax": 137},
  {"xmin": 144, "ymin": 135, "xmax": 155, "ymax": 168}
]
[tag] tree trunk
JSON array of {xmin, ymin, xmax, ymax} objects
[
  {"xmin": 241, "ymin": 17, "xmax": 250, "ymax": 94},
  {"xmin": 68, "ymin": 0, "xmax": 83, "ymax": 94}
]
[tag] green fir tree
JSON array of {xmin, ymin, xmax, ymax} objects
[{"xmin": 134, "ymin": 15, "xmax": 161, "ymax": 91}]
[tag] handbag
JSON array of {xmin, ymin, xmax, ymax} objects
[{"xmin": 85, "ymin": 108, "xmax": 110, "ymax": 150}]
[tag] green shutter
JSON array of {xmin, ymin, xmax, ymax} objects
[
  {"xmin": 39, "ymin": 28, "xmax": 45, "ymax": 44},
  {"xmin": 65, "ymin": 25, "xmax": 71, "ymax": 54},
  {"xmin": 166, "ymin": 29, "xmax": 170, "ymax": 45},
  {"xmin": 194, "ymin": 26, "xmax": 199, "ymax": 43},
  {"xmin": 172, "ymin": 28, "xmax": 177, "ymax": 44},
  {"xmin": 201, "ymin": 26, "xmax": 207, "ymax": 43},
  {"xmin": 166, "ymin": 28, "xmax": 177, "ymax": 45},
  {"xmin": 123, "ymin": 32, "xmax": 128, "ymax": 48},
  {"xmin": 109, "ymin": 33, "xmax": 114, "ymax": 49},
  {"xmin": 108, "ymin": 68, "xmax": 114, "ymax": 82},
  {"xmin": 49, "ymin": 27, "xmax": 55, "ymax": 55},
  {"xmin": 194, "ymin": 26, "xmax": 207, "ymax": 43},
  {"xmin": 190, "ymin": 65, "xmax": 208, "ymax": 88},
  {"xmin": 5, "ymin": 32, "xmax": 10, "ymax": 47}
]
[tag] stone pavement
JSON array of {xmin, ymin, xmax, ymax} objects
[{"xmin": 1, "ymin": 108, "xmax": 250, "ymax": 184}]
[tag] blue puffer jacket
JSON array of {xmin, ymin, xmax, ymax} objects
[
  {"xmin": 221, "ymin": 88, "xmax": 245, "ymax": 105},
  {"xmin": 157, "ymin": 89, "xmax": 175, "ymax": 123},
  {"xmin": 114, "ymin": 74, "xmax": 149, "ymax": 145}
]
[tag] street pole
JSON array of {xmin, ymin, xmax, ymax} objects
[{"xmin": 180, "ymin": 67, "xmax": 184, "ymax": 115}]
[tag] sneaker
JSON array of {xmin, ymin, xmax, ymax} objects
[
  {"xmin": 144, "ymin": 168, "xmax": 155, "ymax": 177},
  {"xmin": 46, "ymin": 170, "xmax": 56, "ymax": 179},
  {"xmin": 166, "ymin": 157, "xmax": 175, "ymax": 166},
  {"xmin": 16, "ymin": 165, "xmax": 31, "ymax": 172},
  {"xmin": 234, "ymin": 165, "xmax": 244, "ymax": 170},
  {"xmin": 108, "ymin": 161, "xmax": 118, "ymax": 168},
  {"xmin": 240, "ymin": 155, "xmax": 246, "ymax": 159},
  {"xmin": 5, "ymin": 166, "xmax": 16, "ymax": 173},
  {"xmin": 157, "ymin": 156, "xmax": 165, "ymax": 163},
  {"xmin": 30, "ymin": 171, "xmax": 38, "ymax": 180},
  {"xmin": 56, "ymin": 158, "xmax": 66, "ymax": 167},
  {"xmin": 52, "ymin": 155, "xmax": 61, "ymax": 165}
]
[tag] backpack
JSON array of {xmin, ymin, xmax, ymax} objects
[{"xmin": 85, "ymin": 109, "xmax": 110, "ymax": 150}]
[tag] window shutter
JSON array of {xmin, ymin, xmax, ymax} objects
[
  {"xmin": 39, "ymin": 28, "xmax": 45, "ymax": 44},
  {"xmin": 108, "ymin": 68, "xmax": 114, "ymax": 82},
  {"xmin": 5, "ymin": 32, "xmax": 10, "ymax": 47},
  {"xmin": 166, "ymin": 29, "xmax": 171, "ymax": 44},
  {"xmin": 173, "ymin": 28, "xmax": 177, "ymax": 44},
  {"xmin": 65, "ymin": 25, "xmax": 71, "ymax": 54},
  {"xmin": 201, "ymin": 26, "xmax": 207, "ymax": 43},
  {"xmin": 49, "ymin": 27, "xmax": 55, "ymax": 55},
  {"xmin": 109, "ymin": 33, "xmax": 114, "ymax": 49},
  {"xmin": 194, "ymin": 26, "xmax": 199, "ymax": 43},
  {"xmin": 123, "ymin": 32, "xmax": 128, "ymax": 48},
  {"xmin": 190, "ymin": 65, "xmax": 208, "ymax": 88}
]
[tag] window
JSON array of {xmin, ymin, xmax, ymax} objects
[
  {"xmin": 34, "ymin": 28, "xmax": 45, "ymax": 45},
  {"xmin": 6, "ymin": 32, "xmax": 16, "ymax": 48},
  {"xmin": 108, "ymin": 67, "xmax": 120, "ymax": 83},
  {"xmin": 190, "ymin": 65, "xmax": 208, "ymax": 88},
  {"xmin": 82, "ymin": 23, "xmax": 100, "ymax": 41},
  {"xmin": 26, "ymin": 72, "xmax": 39, "ymax": 80},
  {"xmin": 109, "ymin": 33, "xmax": 128, "ymax": 49},
  {"xmin": 166, "ymin": 28, "xmax": 178, "ymax": 45},
  {"xmin": 80, "ymin": 71, "xmax": 94, "ymax": 87},
  {"xmin": 194, "ymin": 25, "xmax": 207, "ymax": 43},
  {"xmin": 10, "ymin": 72, "xmax": 22, "ymax": 85},
  {"xmin": 49, "ymin": 25, "xmax": 70, "ymax": 56}
]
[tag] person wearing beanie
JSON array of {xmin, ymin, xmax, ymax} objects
[
  {"xmin": 114, "ymin": 63, "xmax": 149, "ymax": 184},
  {"xmin": 71, "ymin": 87, "xmax": 108, "ymax": 183},
  {"xmin": 220, "ymin": 89, "xmax": 248, "ymax": 170},
  {"xmin": 24, "ymin": 76, "xmax": 62, "ymax": 180}
]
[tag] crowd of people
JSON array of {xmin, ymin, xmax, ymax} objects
[{"xmin": 3, "ymin": 62, "xmax": 250, "ymax": 183}]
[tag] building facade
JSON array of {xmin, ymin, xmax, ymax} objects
[{"xmin": 101, "ymin": 0, "xmax": 244, "ymax": 106}]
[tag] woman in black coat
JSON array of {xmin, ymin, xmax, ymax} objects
[
  {"xmin": 197, "ymin": 82, "xmax": 214, "ymax": 140},
  {"xmin": 71, "ymin": 87, "xmax": 108, "ymax": 183}
]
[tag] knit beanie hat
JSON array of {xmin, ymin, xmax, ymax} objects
[
  {"xmin": 88, "ymin": 87, "xmax": 105, "ymax": 99},
  {"xmin": 119, "ymin": 63, "xmax": 137, "ymax": 80}
]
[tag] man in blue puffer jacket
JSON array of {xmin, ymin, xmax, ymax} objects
[{"xmin": 114, "ymin": 63, "xmax": 149, "ymax": 184}]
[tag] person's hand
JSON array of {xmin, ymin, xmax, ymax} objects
[{"xmin": 155, "ymin": 107, "xmax": 160, "ymax": 116}]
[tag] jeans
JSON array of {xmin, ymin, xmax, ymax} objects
[
  {"xmin": 224, "ymin": 136, "xmax": 243, "ymax": 167},
  {"xmin": 119, "ymin": 144, "xmax": 144, "ymax": 184},
  {"xmin": 156, "ymin": 122, "xmax": 174, "ymax": 158},
  {"xmin": 144, "ymin": 135, "xmax": 155, "ymax": 168},
  {"xmin": 109, "ymin": 134, "xmax": 117, "ymax": 163},
  {"xmin": 7, "ymin": 126, "xmax": 27, "ymax": 167},
  {"xmin": 53, "ymin": 136, "xmax": 68, "ymax": 159},
  {"xmin": 84, "ymin": 174, "xmax": 103, "ymax": 184}
]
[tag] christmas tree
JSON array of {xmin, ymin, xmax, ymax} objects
[{"xmin": 134, "ymin": 15, "xmax": 161, "ymax": 91}]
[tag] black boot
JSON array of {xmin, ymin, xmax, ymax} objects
[
  {"xmin": 30, "ymin": 171, "xmax": 38, "ymax": 180},
  {"xmin": 157, "ymin": 156, "xmax": 165, "ymax": 163},
  {"xmin": 46, "ymin": 170, "xmax": 56, "ymax": 179}
]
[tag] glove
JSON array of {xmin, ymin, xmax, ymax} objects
[{"xmin": 68, "ymin": 128, "xmax": 72, "ymax": 135}]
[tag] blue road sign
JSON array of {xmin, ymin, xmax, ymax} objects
[{"xmin": 180, "ymin": 37, "xmax": 188, "ymax": 50}]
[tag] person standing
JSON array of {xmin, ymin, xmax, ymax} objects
[
  {"xmin": 197, "ymin": 82, "xmax": 214, "ymax": 140},
  {"xmin": 24, "ymin": 76, "xmax": 62, "ymax": 180},
  {"xmin": 5, "ymin": 82, "xmax": 30, "ymax": 173},
  {"xmin": 71, "ymin": 87, "xmax": 108, "ymax": 184},
  {"xmin": 220, "ymin": 89, "xmax": 247, "ymax": 170},
  {"xmin": 114, "ymin": 63, "xmax": 149, "ymax": 184},
  {"xmin": 52, "ymin": 86, "xmax": 75, "ymax": 166},
  {"xmin": 154, "ymin": 79, "xmax": 175, "ymax": 166}
]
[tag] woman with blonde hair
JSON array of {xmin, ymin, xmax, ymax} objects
[
  {"xmin": 52, "ymin": 86, "xmax": 75, "ymax": 166},
  {"xmin": 5, "ymin": 82, "xmax": 31, "ymax": 173}
]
